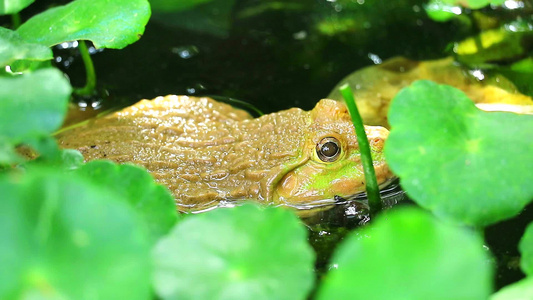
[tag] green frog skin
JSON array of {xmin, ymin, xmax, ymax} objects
[{"xmin": 57, "ymin": 95, "xmax": 393, "ymax": 213}]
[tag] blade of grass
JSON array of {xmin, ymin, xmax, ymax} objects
[{"xmin": 339, "ymin": 83, "xmax": 382, "ymax": 217}]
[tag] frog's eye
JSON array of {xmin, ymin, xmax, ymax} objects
[{"xmin": 316, "ymin": 137, "xmax": 341, "ymax": 162}]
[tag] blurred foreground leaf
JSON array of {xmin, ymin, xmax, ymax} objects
[
  {"xmin": 490, "ymin": 277, "xmax": 533, "ymax": 300},
  {"xmin": 454, "ymin": 26, "xmax": 530, "ymax": 64},
  {"xmin": 519, "ymin": 221, "xmax": 533, "ymax": 276},
  {"xmin": 425, "ymin": 0, "xmax": 505, "ymax": 22},
  {"xmin": 0, "ymin": 68, "xmax": 70, "ymax": 164},
  {"xmin": 76, "ymin": 160, "xmax": 178, "ymax": 243},
  {"xmin": 0, "ymin": 27, "xmax": 52, "ymax": 68},
  {"xmin": 316, "ymin": 207, "xmax": 492, "ymax": 300},
  {"xmin": 385, "ymin": 80, "xmax": 533, "ymax": 227},
  {"xmin": 17, "ymin": 0, "xmax": 151, "ymax": 49},
  {"xmin": 0, "ymin": 0, "xmax": 34, "ymax": 15},
  {"xmin": 0, "ymin": 168, "xmax": 151, "ymax": 299},
  {"xmin": 153, "ymin": 204, "xmax": 315, "ymax": 300},
  {"xmin": 0, "ymin": 68, "xmax": 70, "ymax": 143}
]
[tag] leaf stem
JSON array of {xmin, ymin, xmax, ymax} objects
[
  {"xmin": 11, "ymin": 13, "xmax": 21, "ymax": 29},
  {"xmin": 74, "ymin": 40, "xmax": 97, "ymax": 96},
  {"xmin": 339, "ymin": 83, "xmax": 382, "ymax": 217}
]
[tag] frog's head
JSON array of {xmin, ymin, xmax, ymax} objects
[{"xmin": 272, "ymin": 99, "xmax": 393, "ymax": 208}]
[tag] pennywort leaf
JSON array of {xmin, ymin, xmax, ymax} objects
[
  {"xmin": 0, "ymin": 68, "xmax": 71, "ymax": 143},
  {"xmin": 0, "ymin": 167, "xmax": 152, "ymax": 299},
  {"xmin": 17, "ymin": 0, "xmax": 151, "ymax": 49},
  {"xmin": 519, "ymin": 221, "xmax": 533, "ymax": 276},
  {"xmin": 490, "ymin": 277, "xmax": 533, "ymax": 300},
  {"xmin": 0, "ymin": 0, "xmax": 34, "ymax": 15},
  {"xmin": 76, "ymin": 160, "xmax": 179, "ymax": 244},
  {"xmin": 317, "ymin": 207, "xmax": 493, "ymax": 300},
  {"xmin": 0, "ymin": 27, "xmax": 52, "ymax": 68},
  {"xmin": 385, "ymin": 80, "xmax": 533, "ymax": 227},
  {"xmin": 153, "ymin": 204, "xmax": 315, "ymax": 300}
]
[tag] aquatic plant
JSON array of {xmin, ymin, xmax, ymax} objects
[{"xmin": 2, "ymin": 0, "xmax": 150, "ymax": 95}]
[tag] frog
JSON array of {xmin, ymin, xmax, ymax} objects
[{"xmin": 57, "ymin": 95, "xmax": 393, "ymax": 214}]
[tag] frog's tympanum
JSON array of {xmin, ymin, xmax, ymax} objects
[{"xmin": 57, "ymin": 96, "xmax": 393, "ymax": 213}]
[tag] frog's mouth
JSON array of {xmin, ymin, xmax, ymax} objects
[
  {"xmin": 277, "ymin": 177, "xmax": 402, "ymax": 215},
  {"xmin": 270, "ymin": 159, "xmax": 395, "ymax": 211}
]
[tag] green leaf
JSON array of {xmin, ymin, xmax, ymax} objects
[
  {"xmin": 424, "ymin": 1, "xmax": 462, "ymax": 22},
  {"xmin": 0, "ymin": 0, "xmax": 34, "ymax": 15},
  {"xmin": 153, "ymin": 204, "xmax": 315, "ymax": 300},
  {"xmin": 454, "ymin": 27, "xmax": 529, "ymax": 64},
  {"xmin": 0, "ymin": 27, "xmax": 52, "ymax": 68},
  {"xmin": 316, "ymin": 207, "xmax": 493, "ymax": 300},
  {"xmin": 76, "ymin": 160, "xmax": 178, "ymax": 243},
  {"xmin": 16, "ymin": 0, "xmax": 151, "ymax": 49},
  {"xmin": 425, "ymin": 0, "xmax": 506, "ymax": 22},
  {"xmin": 0, "ymin": 68, "xmax": 71, "ymax": 144},
  {"xmin": 385, "ymin": 80, "xmax": 533, "ymax": 227},
  {"xmin": 490, "ymin": 277, "xmax": 533, "ymax": 300},
  {"xmin": 0, "ymin": 167, "xmax": 151, "ymax": 299},
  {"xmin": 519, "ymin": 221, "xmax": 533, "ymax": 275}
]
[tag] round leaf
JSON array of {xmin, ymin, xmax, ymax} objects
[
  {"xmin": 519, "ymin": 221, "xmax": 533, "ymax": 275},
  {"xmin": 490, "ymin": 277, "xmax": 533, "ymax": 300},
  {"xmin": 16, "ymin": 0, "xmax": 151, "ymax": 49},
  {"xmin": 0, "ymin": 167, "xmax": 151, "ymax": 299},
  {"xmin": 76, "ymin": 160, "xmax": 178, "ymax": 243},
  {"xmin": 316, "ymin": 207, "xmax": 493, "ymax": 300},
  {"xmin": 0, "ymin": 68, "xmax": 71, "ymax": 143},
  {"xmin": 0, "ymin": 0, "xmax": 34, "ymax": 15},
  {"xmin": 153, "ymin": 204, "xmax": 315, "ymax": 300},
  {"xmin": 385, "ymin": 80, "xmax": 533, "ymax": 226},
  {"xmin": 0, "ymin": 27, "xmax": 52, "ymax": 67}
]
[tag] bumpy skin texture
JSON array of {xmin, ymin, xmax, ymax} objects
[{"xmin": 57, "ymin": 96, "xmax": 392, "ymax": 212}]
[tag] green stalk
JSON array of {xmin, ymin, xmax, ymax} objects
[
  {"xmin": 339, "ymin": 83, "xmax": 382, "ymax": 217},
  {"xmin": 11, "ymin": 13, "xmax": 21, "ymax": 29},
  {"xmin": 74, "ymin": 40, "xmax": 97, "ymax": 96}
]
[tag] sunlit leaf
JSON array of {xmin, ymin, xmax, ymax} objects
[
  {"xmin": 519, "ymin": 221, "xmax": 533, "ymax": 275},
  {"xmin": 153, "ymin": 204, "xmax": 315, "ymax": 300},
  {"xmin": 0, "ymin": 68, "xmax": 71, "ymax": 143},
  {"xmin": 17, "ymin": 0, "xmax": 150, "ymax": 49},
  {"xmin": 0, "ymin": 0, "xmax": 34, "ymax": 15},
  {"xmin": 454, "ymin": 27, "xmax": 528, "ymax": 64},
  {"xmin": 316, "ymin": 207, "xmax": 493, "ymax": 300},
  {"xmin": 385, "ymin": 80, "xmax": 533, "ymax": 226},
  {"xmin": 0, "ymin": 167, "xmax": 152, "ymax": 299},
  {"xmin": 490, "ymin": 277, "xmax": 533, "ymax": 300},
  {"xmin": 425, "ymin": 0, "xmax": 505, "ymax": 21},
  {"xmin": 76, "ymin": 160, "xmax": 178, "ymax": 243},
  {"xmin": 424, "ymin": 0, "xmax": 462, "ymax": 22},
  {"xmin": 0, "ymin": 27, "xmax": 52, "ymax": 68}
]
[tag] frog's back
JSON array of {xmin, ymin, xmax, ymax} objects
[{"xmin": 57, "ymin": 95, "xmax": 308, "ymax": 211}]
